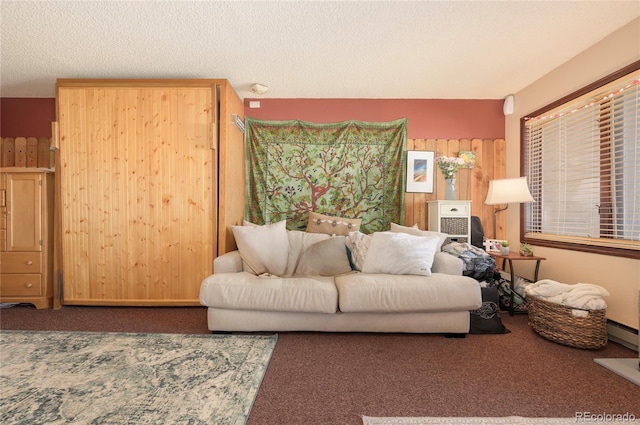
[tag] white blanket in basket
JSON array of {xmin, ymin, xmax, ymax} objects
[{"xmin": 525, "ymin": 279, "xmax": 609, "ymax": 313}]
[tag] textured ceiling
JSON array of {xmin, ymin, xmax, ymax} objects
[{"xmin": 1, "ymin": 1, "xmax": 639, "ymax": 100}]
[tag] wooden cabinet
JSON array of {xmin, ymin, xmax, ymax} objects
[
  {"xmin": 427, "ymin": 200, "xmax": 471, "ymax": 245},
  {"xmin": 0, "ymin": 170, "xmax": 55, "ymax": 308},
  {"xmin": 55, "ymin": 79, "xmax": 245, "ymax": 306}
]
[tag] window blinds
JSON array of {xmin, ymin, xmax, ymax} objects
[{"xmin": 523, "ymin": 73, "xmax": 640, "ymax": 252}]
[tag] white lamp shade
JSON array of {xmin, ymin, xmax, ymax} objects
[{"xmin": 485, "ymin": 177, "xmax": 534, "ymax": 205}]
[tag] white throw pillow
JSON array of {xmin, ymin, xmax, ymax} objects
[
  {"xmin": 345, "ymin": 231, "xmax": 372, "ymax": 272},
  {"xmin": 390, "ymin": 222, "xmax": 448, "ymax": 251},
  {"xmin": 362, "ymin": 231, "xmax": 438, "ymax": 276},
  {"xmin": 231, "ymin": 220, "xmax": 289, "ymax": 276}
]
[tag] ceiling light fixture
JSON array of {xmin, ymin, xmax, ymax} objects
[{"xmin": 250, "ymin": 83, "xmax": 269, "ymax": 95}]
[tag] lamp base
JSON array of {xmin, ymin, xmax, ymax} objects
[{"xmin": 493, "ymin": 204, "xmax": 509, "ymax": 239}]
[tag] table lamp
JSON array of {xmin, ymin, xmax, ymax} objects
[{"xmin": 484, "ymin": 177, "xmax": 534, "ymax": 239}]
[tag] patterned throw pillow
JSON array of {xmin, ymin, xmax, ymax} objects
[
  {"xmin": 345, "ymin": 231, "xmax": 372, "ymax": 272},
  {"xmin": 306, "ymin": 212, "xmax": 361, "ymax": 236}
]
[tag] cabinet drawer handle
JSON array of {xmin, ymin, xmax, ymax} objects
[
  {"xmin": 25, "ymin": 283, "xmax": 33, "ymax": 288},
  {"xmin": 26, "ymin": 260, "xmax": 33, "ymax": 266},
  {"xmin": 450, "ymin": 208, "xmax": 458, "ymax": 212}
]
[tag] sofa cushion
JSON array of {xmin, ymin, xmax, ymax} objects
[
  {"xmin": 200, "ymin": 272, "xmax": 338, "ymax": 314},
  {"xmin": 296, "ymin": 236, "xmax": 352, "ymax": 276},
  {"xmin": 335, "ymin": 273, "xmax": 482, "ymax": 313},
  {"xmin": 232, "ymin": 220, "xmax": 289, "ymax": 276},
  {"xmin": 390, "ymin": 222, "xmax": 448, "ymax": 251},
  {"xmin": 306, "ymin": 211, "xmax": 361, "ymax": 236},
  {"xmin": 362, "ymin": 232, "xmax": 439, "ymax": 276}
]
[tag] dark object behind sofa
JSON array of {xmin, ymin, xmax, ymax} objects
[
  {"xmin": 470, "ymin": 215, "xmax": 485, "ymax": 250},
  {"xmin": 470, "ymin": 287, "xmax": 510, "ymax": 334}
]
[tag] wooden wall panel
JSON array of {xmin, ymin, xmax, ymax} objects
[
  {"xmin": 1, "ymin": 138, "xmax": 15, "ymax": 167},
  {"xmin": 0, "ymin": 137, "xmax": 53, "ymax": 169},
  {"xmin": 218, "ymin": 82, "xmax": 246, "ymax": 255},
  {"xmin": 14, "ymin": 137, "xmax": 26, "ymax": 167},
  {"xmin": 58, "ymin": 84, "xmax": 216, "ymax": 305},
  {"xmin": 404, "ymin": 138, "xmax": 506, "ymax": 240}
]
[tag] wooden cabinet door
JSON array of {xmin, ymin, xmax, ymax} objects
[
  {"xmin": 57, "ymin": 84, "xmax": 216, "ymax": 305},
  {"xmin": 4, "ymin": 173, "xmax": 42, "ymax": 252}
]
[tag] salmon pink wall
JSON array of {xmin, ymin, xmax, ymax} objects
[
  {"xmin": 0, "ymin": 97, "xmax": 505, "ymax": 140},
  {"xmin": 244, "ymin": 98, "xmax": 505, "ymax": 139},
  {"xmin": 1, "ymin": 98, "xmax": 56, "ymax": 137}
]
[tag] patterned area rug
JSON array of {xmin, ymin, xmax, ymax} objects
[
  {"xmin": 362, "ymin": 417, "xmax": 638, "ymax": 425},
  {"xmin": 0, "ymin": 331, "xmax": 277, "ymax": 425}
]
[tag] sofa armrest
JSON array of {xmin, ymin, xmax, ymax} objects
[
  {"xmin": 213, "ymin": 250, "xmax": 243, "ymax": 274},
  {"xmin": 432, "ymin": 252, "xmax": 464, "ymax": 275}
]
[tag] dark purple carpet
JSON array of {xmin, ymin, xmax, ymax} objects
[{"xmin": 1, "ymin": 305, "xmax": 638, "ymax": 424}]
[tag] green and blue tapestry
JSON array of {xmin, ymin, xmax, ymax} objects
[{"xmin": 244, "ymin": 118, "xmax": 407, "ymax": 233}]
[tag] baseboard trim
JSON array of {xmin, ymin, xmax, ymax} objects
[{"xmin": 607, "ymin": 320, "xmax": 639, "ymax": 352}]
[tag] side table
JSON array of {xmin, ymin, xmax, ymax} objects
[{"xmin": 488, "ymin": 251, "xmax": 546, "ymax": 315}]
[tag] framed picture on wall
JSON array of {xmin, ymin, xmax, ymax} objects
[{"xmin": 406, "ymin": 151, "xmax": 435, "ymax": 193}]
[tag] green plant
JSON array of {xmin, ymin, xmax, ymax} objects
[
  {"xmin": 519, "ymin": 243, "xmax": 534, "ymax": 256},
  {"xmin": 501, "ymin": 241, "xmax": 509, "ymax": 247}
]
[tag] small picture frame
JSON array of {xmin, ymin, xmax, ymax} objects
[
  {"xmin": 485, "ymin": 239, "xmax": 507, "ymax": 252},
  {"xmin": 406, "ymin": 151, "xmax": 435, "ymax": 193}
]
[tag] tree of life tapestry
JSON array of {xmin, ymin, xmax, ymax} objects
[{"xmin": 244, "ymin": 118, "xmax": 407, "ymax": 233}]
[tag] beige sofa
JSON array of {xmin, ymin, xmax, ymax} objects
[{"xmin": 199, "ymin": 222, "xmax": 483, "ymax": 333}]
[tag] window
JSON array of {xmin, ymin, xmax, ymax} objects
[{"xmin": 521, "ymin": 61, "xmax": 640, "ymax": 259}]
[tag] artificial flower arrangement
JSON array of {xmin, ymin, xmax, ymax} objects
[{"xmin": 435, "ymin": 155, "xmax": 467, "ymax": 180}]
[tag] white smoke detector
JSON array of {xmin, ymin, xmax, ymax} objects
[{"xmin": 250, "ymin": 83, "xmax": 269, "ymax": 95}]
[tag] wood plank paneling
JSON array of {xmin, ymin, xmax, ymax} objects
[
  {"xmin": 404, "ymin": 138, "xmax": 506, "ymax": 240},
  {"xmin": 218, "ymin": 82, "xmax": 246, "ymax": 255},
  {"xmin": 26, "ymin": 137, "xmax": 38, "ymax": 167},
  {"xmin": 0, "ymin": 137, "xmax": 54, "ymax": 169},
  {"xmin": 14, "ymin": 137, "xmax": 26, "ymax": 167},
  {"xmin": 58, "ymin": 84, "xmax": 216, "ymax": 305},
  {"xmin": 37, "ymin": 138, "xmax": 51, "ymax": 168},
  {"xmin": 1, "ymin": 138, "xmax": 14, "ymax": 167}
]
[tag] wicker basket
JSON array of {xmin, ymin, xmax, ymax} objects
[{"xmin": 527, "ymin": 295, "xmax": 608, "ymax": 349}]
